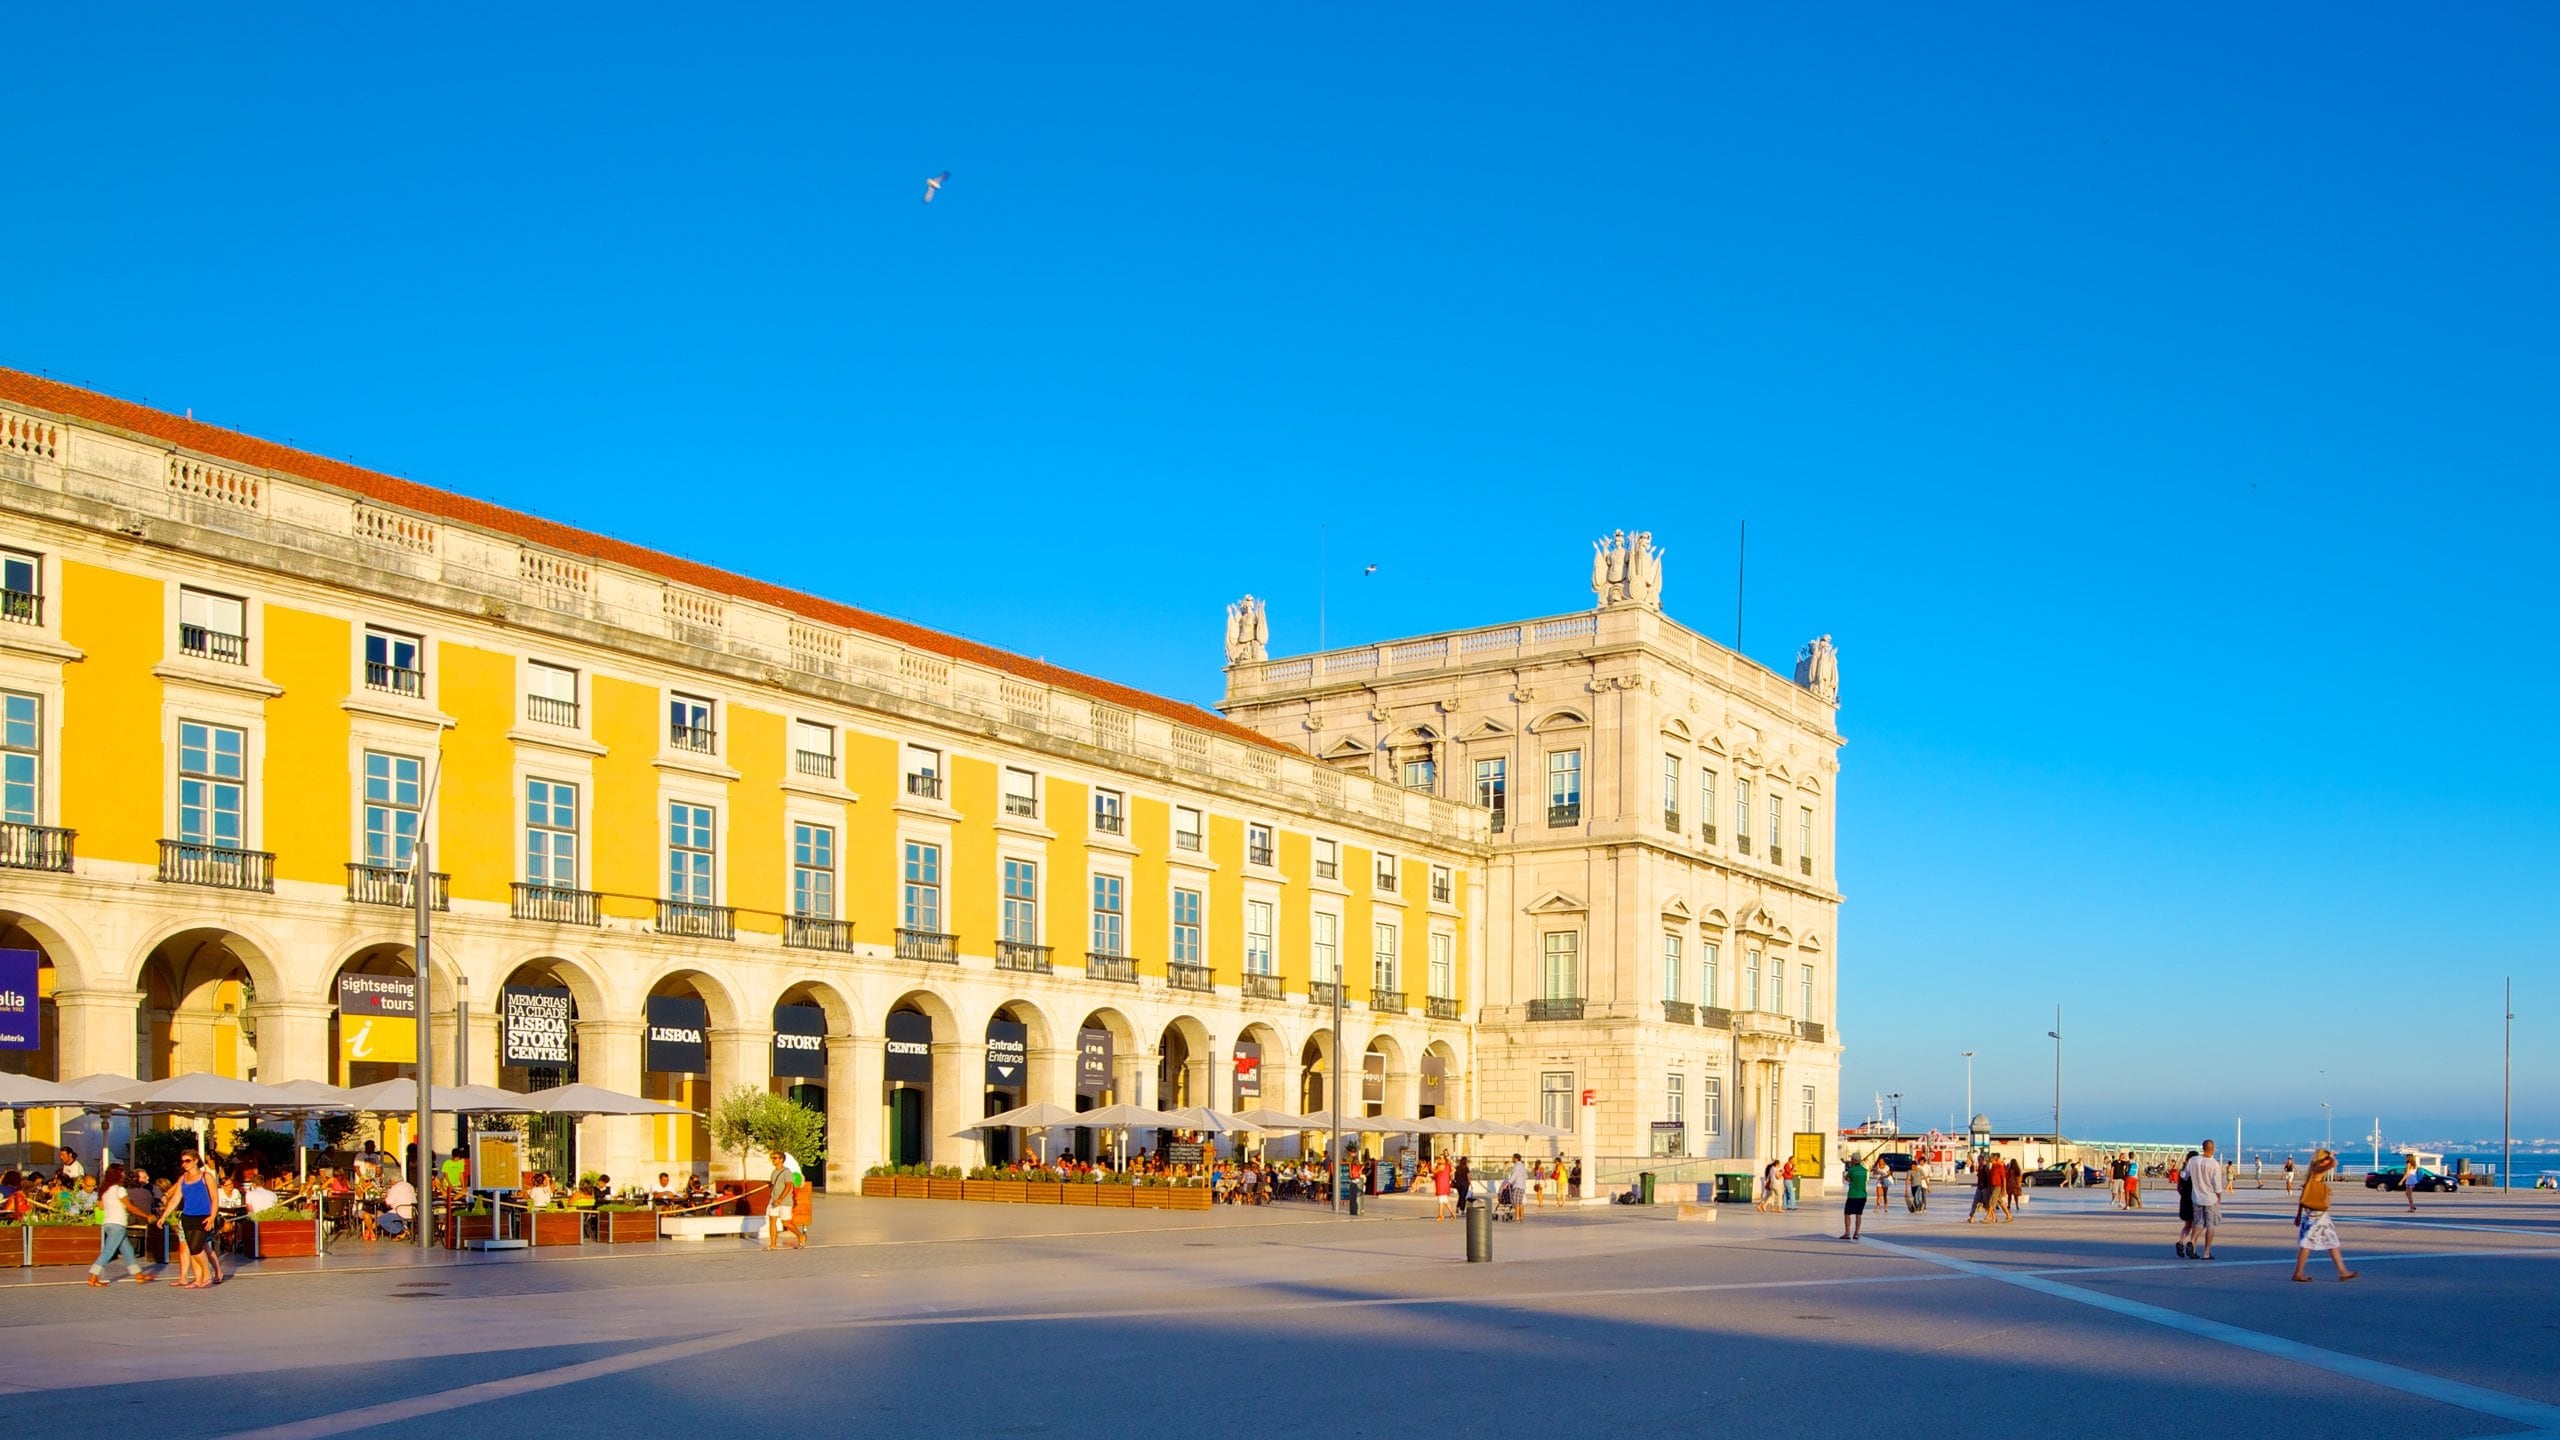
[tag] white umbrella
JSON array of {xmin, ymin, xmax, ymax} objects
[
  {"xmin": 120, "ymin": 1072, "xmax": 318, "ymax": 1113},
  {"xmin": 59, "ymin": 1073, "xmax": 148, "ymax": 1103},
  {"xmin": 1164, "ymin": 1106, "xmax": 1253, "ymax": 1136},
  {"xmin": 338, "ymin": 1078, "xmax": 528, "ymax": 1115},
  {"xmin": 1229, "ymin": 1107, "xmax": 1310, "ymax": 1131},
  {"xmin": 1072, "ymin": 1102, "xmax": 1182, "ymax": 1168},
  {"xmin": 964, "ymin": 1100, "xmax": 1084, "ymax": 1132},
  {"xmin": 0, "ymin": 1074, "xmax": 94, "ymax": 1108},
  {"xmin": 517, "ymin": 1083, "xmax": 687, "ymax": 1118}
]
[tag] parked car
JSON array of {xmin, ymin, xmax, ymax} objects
[
  {"xmin": 2027, "ymin": 1165, "xmax": 2071, "ymax": 1187},
  {"xmin": 1870, "ymin": 1152, "xmax": 1917, "ymax": 1174},
  {"xmin": 2365, "ymin": 1166, "xmax": 2460, "ymax": 1192}
]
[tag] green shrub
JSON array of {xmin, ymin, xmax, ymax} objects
[
  {"xmin": 249, "ymin": 1205, "xmax": 314, "ymax": 1222},
  {"xmin": 228, "ymin": 1127, "xmax": 298, "ymax": 1177},
  {"xmin": 131, "ymin": 1128, "xmax": 196, "ymax": 1182}
]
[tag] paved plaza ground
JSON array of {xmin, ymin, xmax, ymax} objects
[{"xmin": 3, "ymin": 1183, "xmax": 2556, "ymax": 1437}]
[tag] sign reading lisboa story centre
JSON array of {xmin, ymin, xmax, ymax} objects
[
  {"xmin": 502, "ymin": 985, "xmax": 575, "ymax": 1067},
  {"xmin": 645, "ymin": 995, "xmax": 709, "ymax": 1075},
  {"xmin": 772, "ymin": 1003, "xmax": 828, "ymax": 1080}
]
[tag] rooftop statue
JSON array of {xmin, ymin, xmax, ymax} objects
[
  {"xmin": 1591, "ymin": 530, "xmax": 1664, "ymax": 610},
  {"xmin": 1224, "ymin": 594, "xmax": 1270, "ymax": 665},
  {"xmin": 1794, "ymin": 634, "xmax": 1839, "ymax": 702}
]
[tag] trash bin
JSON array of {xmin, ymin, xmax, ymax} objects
[
  {"xmin": 1465, "ymin": 1196, "xmax": 1493, "ymax": 1262},
  {"xmin": 1716, "ymin": 1173, "xmax": 1754, "ymax": 1204},
  {"xmin": 1639, "ymin": 1172, "xmax": 1656, "ymax": 1206}
]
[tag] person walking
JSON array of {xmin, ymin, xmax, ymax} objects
[
  {"xmin": 762, "ymin": 1150, "xmax": 798, "ymax": 1250},
  {"xmin": 85, "ymin": 1163, "xmax": 150, "ymax": 1288},
  {"xmin": 2173, "ymin": 1148, "xmax": 2199, "ymax": 1257},
  {"xmin": 160, "ymin": 1151, "xmax": 217, "ymax": 1290},
  {"xmin": 2183, "ymin": 1140, "xmax": 2228, "ymax": 1260},
  {"xmin": 1759, "ymin": 1160, "xmax": 1781, "ymax": 1213},
  {"xmin": 1453, "ymin": 1155, "xmax": 1473, "ymax": 1210},
  {"xmin": 1871, "ymin": 1159, "xmax": 1890, "ymax": 1215},
  {"xmin": 2283, "ymin": 1155, "xmax": 2297, "ymax": 1194},
  {"xmin": 2400, "ymin": 1152, "xmax": 2421, "ymax": 1213},
  {"xmin": 2291, "ymin": 1150, "xmax": 2357, "ymax": 1283},
  {"xmin": 1839, "ymin": 1154, "xmax": 1870, "ymax": 1241},
  {"xmin": 1433, "ymin": 1156, "xmax": 1454, "ymax": 1221},
  {"xmin": 1782, "ymin": 1157, "xmax": 1800, "ymax": 1212},
  {"xmin": 2003, "ymin": 1153, "xmax": 2026, "ymax": 1219},
  {"xmin": 1967, "ymin": 1158, "xmax": 1996, "ymax": 1223},
  {"xmin": 2127, "ymin": 1156, "xmax": 2144, "ymax": 1209}
]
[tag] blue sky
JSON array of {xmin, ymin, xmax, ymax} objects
[{"xmin": 9, "ymin": 4, "xmax": 2555, "ymax": 1145}]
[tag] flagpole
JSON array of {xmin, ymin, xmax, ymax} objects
[{"xmin": 411, "ymin": 751, "xmax": 443, "ymax": 1249}]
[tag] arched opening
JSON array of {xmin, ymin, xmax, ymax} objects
[
  {"xmin": 769, "ymin": 982, "xmax": 841, "ymax": 1186},
  {"xmin": 135, "ymin": 929, "xmax": 266, "ymax": 1083},
  {"xmin": 1299, "ymin": 1029, "xmax": 1334, "ymax": 1113},
  {"xmin": 1071, "ymin": 1008, "xmax": 1136, "ymax": 1162},
  {"xmin": 643, "ymin": 970, "xmax": 729, "ymax": 1174},
  {"xmin": 980, "ymin": 1002, "xmax": 1043, "ymax": 1167},
  {"xmin": 0, "ymin": 917, "xmax": 64, "ymax": 1167},
  {"xmin": 1232, "ymin": 1023, "xmax": 1282, "ymax": 1113},
  {"xmin": 497, "ymin": 958, "xmax": 588, "ymax": 1181},
  {"xmin": 1156, "ymin": 1015, "xmax": 1211, "ymax": 1110},
  {"xmin": 884, "ymin": 999, "xmax": 937, "ymax": 1167}
]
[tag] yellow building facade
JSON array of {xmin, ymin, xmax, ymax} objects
[{"xmin": 0, "ymin": 371, "xmax": 1486, "ymax": 1186}]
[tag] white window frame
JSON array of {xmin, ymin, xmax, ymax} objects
[
  {"xmin": 1661, "ymin": 932, "xmax": 1682, "ymax": 1002},
  {"xmin": 1372, "ymin": 920, "xmax": 1399, "ymax": 994},
  {"xmin": 1428, "ymin": 930, "xmax": 1454, "ymax": 1001},
  {"xmin": 526, "ymin": 660, "xmax": 580, "ymax": 727},
  {"xmin": 791, "ymin": 821, "xmax": 836, "ymax": 919},
  {"xmin": 666, "ymin": 799, "xmax": 717, "ymax": 904},
  {"xmin": 902, "ymin": 840, "xmax": 945, "ymax": 933},
  {"xmin": 1311, "ymin": 909, "xmax": 1339, "ymax": 983},
  {"xmin": 1001, "ymin": 857, "xmax": 1040, "ymax": 944},
  {"xmin": 1090, "ymin": 873, "xmax": 1126, "ymax": 956},
  {"xmin": 1, "ymin": 690, "xmax": 42, "ymax": 826},
  {"xmin": 1313, "ymin": 837, "xmax": 1339, "ymax": 881},
  {"xmin": 176, "ymin": 719, "xmax": 247, "ymax": 849},
  {"xmin": 1171, "ymin": 886, "xmax": 1204, "ymax": 966},
  {"xmin": 1702, "ymin": 941, "xmax": 1721, "ymax": 1008},
  {"xmin": 1542, "ymin": 931, "xmax": 1579, "ymax": 1000},
  {"xmin": 1173, "ymin": 804, "xmax": 1203, "ymax": 852},
  {"xmin": 1246, "ymin": 822, "xmax": 1275, "ymax": 867},
  {"xmin": 1001, "ymin": 767, "xmax": 1040, "ymax": 819},
  {"xmin": 1244, "ymin": 899, "xmax": 1276, "ymax": 975},
  {"xmin": 360, "ymin": 749, "xmax": 423, "ymax": 871},
  {"xmin": 668, "ymin": 691, "xmax": 716, "ymax": 753},
  {"xmin": 1092, "ymin": 787, "xmax": 1126, "ymax": 836},
  {"xmin": 524, "ymin": 777, "xmax": 580, "ymax": 887}
]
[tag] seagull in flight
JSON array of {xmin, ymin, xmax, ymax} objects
[
  {"xmin": 923, "ymin": 171, "xmax": 949, "ymax": 204},
  {"xmin": 1363, "ymin": 564, "xmax": 1379, "ymax": 576}
]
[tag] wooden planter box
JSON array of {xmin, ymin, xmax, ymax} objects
[
  {"xmin": 1165, "ymin": 1187, "xmax": 1213, "ymax": 1211},
  {"xmin": 1060, "ymin": 1184, "xmax": 1096, "ymax": 1206},
  {"xmin": 860, "ymin": 1176, "xmax": 893, "ymax": 1198},
  {"xmin": 965, "ymin": 1179, "xmax": 1028, "ymax": 1203},
  {"xmin": 925, "ymin": 1178, "xmax": 964, "ymax": 1202},
  {"xmin": 443, "ymin": 1214, "xmax": 497, "ymax": 1250},
  {"xmin": 1023, "ymin": 1182, "xmax": 1064, "ymax": 1205},
  {"xmin": 1130, "ymin": 1188, "xmax": 1169, "ymax": 1209},
  {"xmin": 1092, "ymin": 1185, "xmax": 1134, "ymax": 1208},
  {"xmin": 26, "ymin": 1223, "xmax": 102, "ymax": 1266},
  {"xmin": 0, "ymin": 1225, "xmax": 22, "ymax": 1267},
  {"xmin": 529, "ymin": 1211, "xmax": 585, "ymax": 1248},
  {"xmin": 891, "ymin": 1176, "xmax": 928, "ymax": 1200},
  {"xmin": 595, "ymin": 1209, "xmax": 659, "ymax": 1244},
  {"xmin": 248, "ymin": 1218, "xmax": 321, "ymax": 1259}
]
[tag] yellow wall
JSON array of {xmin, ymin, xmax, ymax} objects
[
  {"xmin": 57, "ymin": 560, "xmax": 164, "ymax": 864},
  {"xmin": 947, "ymin": 756, "xmax": 996, "ymax": 943},
  {"xmin": 842, "ymin": 729, "xmax": 899, "ymax": 929},
  {"xmin": 439, "ymin": 643, "xmax": 519, "ymax": 901},
  {"xmin": 264, "ymin": 604, "xmax": 350, "ymax": 885},
  {"xmin": 589, "ymin": 676, "xmax": 660, "ymax": 919},
  {"xmin": 727, "ymin": 705, "xmax": 785, "ymax": 931}
]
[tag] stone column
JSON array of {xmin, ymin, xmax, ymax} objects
[
  {"xmin": 576, "ymin": 1020, "xmax": 644, "ymax": 1188},
  {"xmin": 52, "ymin": 988, "xmax": 139, "ymax": 1080},
  {"xmin": 1029, "ymin": 1045, "xmax": 1076, "ymax": 1163},
  {"xmin": 932, "ymin": 1040, "xmax": 986, "ymax": 1171},
  {"xmin": 245, "ymin": 1000, "xmax": 333, "ymax": 1087},
  {"xmin": 707, "ymin": 1028, "xmax": 774, "ymax": 1180},
  {"xmin": 458, "ymin": 1007, "xmax": 500, "ymax": 1092},
  {"xmin": 821, "ymin": 1035, "xmax": 863, "ymax": 1191},
  {"xmin": 844, "ymin": 1031, "xmax": 887, "ymax": 1180}
]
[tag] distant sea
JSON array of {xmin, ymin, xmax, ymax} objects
[{"xmin": 2239, "ymin": 1146, "xmax": 2556, "ymax": 1179}]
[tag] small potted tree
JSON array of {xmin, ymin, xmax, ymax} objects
[{"xmin": 709, "ymin": 1086, "xmax": 829, "ymax": 1214}]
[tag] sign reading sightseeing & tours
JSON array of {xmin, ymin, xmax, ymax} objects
[
  {"xmin": 985, "ymin": 1019, "xmax": 1027, "ymax": 1090},
  {"xmin": 772, "ymin": 1003, "xmax": 828, "ymax": 1080},
  {"xmin": 501, "ymin": 985, "xmax": 574, "ymax": 1067},
  {"xmin": 0, "ymin": 948, "xmax": 37, "ymax": 1050},
  {"xmin": 1077, "ymin": 1026, "xmax": 1112, "ymax": 1094},
  {"xmin": 885, "ymin": 1009, "xmax": 932, "ymax": 1083},
  {"xmin": 645, "ymin": 995, "xmax": 710, "ymax": 1075},
  {"xmin": 336, "ymin": 972, "xmax": 418, "ymax": 1065}
]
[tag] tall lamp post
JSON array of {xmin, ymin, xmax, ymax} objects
[
  {"xmin": 2320, "ymin": 1101, "xmax": 2332, "ymax": 1150},
  {"xmin": 2045, "ymin": 1007, "xmax": 2062, "ymax": 1170},
  {"xmin": 1961, "ymin": 1051, "xmax": 1975, "ymax": 1131},
  {"xmin": 2504, "ymin": 978, "xmax": 2514, "ymax": 1194},
  {"xmin": 1886, "ymin": 1092, "xmax": 1903, "ymax": 1136}
]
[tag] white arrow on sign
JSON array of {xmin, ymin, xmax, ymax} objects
[{"xmin": 994, "ymin": 1065, "xmax": 1019, "ymax": 1080}]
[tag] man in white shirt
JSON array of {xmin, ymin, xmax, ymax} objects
[
  {"xmin": 2183, "ymin": 1140, "xmax": 2228, "ymax": 1260},
  {"xmin": 378, "ymin": 1178, "xmax": 416, "ymax": 1238},
  {"xmin": 56, "ymin": 1146, "xmax": 84, "ymax": 1181},
  {"xmin": 1506, "ymin": 1154, "xmax": 1531, "ymax": 1221}
]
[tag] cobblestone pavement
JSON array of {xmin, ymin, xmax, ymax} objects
[{"xmin": 3, "ymin": 1185, "xmax": 2554, "ymax": 1438}]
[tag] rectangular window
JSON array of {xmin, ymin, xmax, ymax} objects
[
  {"xmin": 1704, "ymin": 1076, "xmax": 1724, "ymax": 1138},
  {"xmin": 1770, "ymin": 794, "xmax": 1784, "ymax": 859},
  {"xmin": 1702, "ymin": 942, "xmax": 1721, "ymax": 1008},
  {"xmin": 1173, "ymin": 805, "xmax": 1203, "ymax": 852},
  {"xmin": 1474, "ymin": 757, "xmax": 1507, "ymax": 829},
  {"xmin": 666, "ymin": 801, "xmax": 714, "ymax": 902},
  {"xmin": 1002, "ymin": 767, "xmax": 1039, "ymax": 818},
  {"xmin": 903, "ymin": 744, "xmax": 943, "ymax": 799},
  {"xmin": 1737, "ymin": 777, "xmax": 1754, "ymax": 850},
  {"xmin": 1245, "ymin": 900, "xmax": 1275, "ymax": 975},
  {"xmin": 1662, "ymin": 753, "xmax": 1681, "ymax": 827},
  {"xmin": 1313, "ymin": 838, "xmax": 1338, "ymax": 880},
  {"xmin": 1430, "ymin": 864, "xmax": 1452, "ymax": 903},
  {"xmin": 1546, "ymin": 749, "xmax": 1582, "ymax": 823},
  {"xmin": 1801, "ymin": 964, "xmax": 1815, "ymax": 1020},
  {"xmin": 1746, "ymin": 948, "xmax": 1763, "ymax": 1011},
  {"xmin": 360, "ymin": 751, "xmax": 422, "ymax": 870},
  {"xmin": 1701, "ymin": 770, "xmax": 1718, "ymax": 843},
  {"xmin": 1090, "ymin": 874, "xmax": 1125, "ymax": 955},
  {"xmin": 177, "ymin": 720, "xmax": 245, "ymax": 848},
  {"xmin": 1429, "ymin": 931, "xmax": 1454, "ymax": 999},
  {"xmin": 1001, "ymin": 858, "xmax": 1039, "ymax": 943},
  {"xmin": 1374, "ymin": 852, "xmax": 1399, "ymax": 892},
  {"xmin": 1801, "ymin": 1085, "xmax": 1817, "ymax": 1133},
  {"xmin": 0, "ymin": 549, "xmax": 39, "ymax": 625},
  {"xmin": 363, "ymin": 627, "xmax": 423, "ymax": 697},
  {"xmin": 1770, "ymin": 958, "xmax": 1787, "ymax": 1015},
  {"xmin": 1661, "ymin": 933, "xmax": 1683, "ymax": 1001},
  {"xmin": 1401, "ymin": 755, "xmax": 1436, "ymax": 792},
  {"xmin": 1542, "ymin": 931, "xmax": 1579, "ymax": 1000},
  {"xmin": 669, "ymin": 692, "xmax": 715, "ymax": 753},
  {"xmin": 178, "ymin": 588, "xmax": 247, "ymax": 665},
  {"xmin": 1092, "ymin": 788, "xmax": 1125, "ymax": 835},
  {"xmin": 792, "ymin": 720, "xmax": 836, "ymax": 780},
  {"xmin": 1799, "ymin": 806, "xmax": 1813, "ymax": 867},
  {"xmin": 791, "ymin": 823, "xmax": 836, "ymax": 918},
  {"xmin": 902, "ymin": 842, "xmax": 944, "ymax": 932},
  {"xmin": 527, "ymin": 661, "xmax": 579, "ymax": 726},
  {"xmin": 1247, "ymin": 822, "xmax": 1274, "ymax": 867},
  {"xmin": 2, "ymin": 692, "xmax": 40, "ymax": 824},
  {"xmin": 524, "ymin": 778, "xmax": 578, "ymax": 885},
  {"xmin": 1540, "ymin": 1071, "xmax": 1574, "ymax": 1132},
  {"xmin": 1172, "ymin": 887, "xmax": 1203, "ymax": 966},
  {"xmin": 1312, "ymin": 911, "xmax": 1339, "ymax": 983},
  {"xmin": 1372, "ymin": 921, "xmax": 1399, "ymax": 993},
  {"xmin": 1667, "ymin": 1073, "xmax": 1685, "ymax": 1127}
]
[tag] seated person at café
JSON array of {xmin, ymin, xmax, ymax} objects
[
  {"xmin": 525, "ymin": 1172, "xmax": 555, "ymax": 1209},
  {"xmin": 648, "ymin": 1172, "xmax": 678, "ymax": 1203},
  {"xmin": 373, "ymin": 1177, "xmax": 416, "ymax": 1239}
]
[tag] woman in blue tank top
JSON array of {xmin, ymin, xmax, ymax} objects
[{"xmin": 160, "ymin": 1151, "xmax": 220, "ymax": 1289}]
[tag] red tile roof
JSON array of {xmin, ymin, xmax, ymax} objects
[{"xmin": 0, "ymin": 366, "xmax": 1292, "ymax": 755}]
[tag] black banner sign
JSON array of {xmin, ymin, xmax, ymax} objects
[
  {"xmin": 886, "ymin": 1009, "xmax": 933, "ymax": 1084},
  {"xmin": 1077, "ymin": 1026, "xmax": 1112, "ymax": 1095},
  {"xmin": 1168, "ymin": 1141, "xmax": 1205, "ymax": 1167},
  {"xmin": 1232, "ymin": 1039, "xmax": 1262, "ymax": 1103},
  {"xmin": 773, "ymin": 1003, "xmax": 828, "ymax": 1080},
  {"xmin": 985, "ymin": 1019, "xmax": 1027, "ymax": 1090},
  {"xmin": 501, "ymin": 985, "xmax": 574, "ymax": 1067},
  {"xmin": 1362, "ymin": 1050, "xmax": 1385, "ymax": 1104},
  {"xmin": 1420, "ymin": 1052, "xmax": 1445, "ymax": 1099},
  {"xmin": 337, "ymin": 972, "xmax": 416, "ymax": 1021},
  {"xmin": 645, "ymin": 995, "xmax": 709, "ymax": 1075}
]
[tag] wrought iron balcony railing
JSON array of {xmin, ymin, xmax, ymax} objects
[
  {"xmin": 1167, "ymin": 962, "xmax": 1214, "ymax": 992},
  {"xmin": 669, "ymin": 722, "xmax": 717, "ymax": 754},
  {"xmin": 1547, "ymin": 802, "xmax": 1580, "ymax": 827},
  {"xmin": 1243, "ymin": 973, "xmax": 1285, "ymax": 1000},
  {"xmin": 785, "ymin": 915, "xmax": 857, "ymax": 953},
  {"xmin": 1093, "ymin": 810, "xmax": 1125, "ymax": 835},
  {"xmin": 658, "ymin": 899, "xmax": 735, "ymax": 940},
  {"xmin": 1427, "ymin": 995, "xmax": 1462, "ymax": 1021},
  {"xmin": 346, "ymin": 863, "xmax": 449, "ymax": 910},
  {"xmin": 364, "ymin": 662, "xmax": 424, "ymax": 698},
  {"xmin": 1369, "ymin": 989, "xmax": 1406, "ymax": 1013},
  {"xmin": 896, "ymin": 929, "xmax": 959, "ymax": 964},
  {"xmin": 1247, "ymin": 841, "xmax": 1274, "ymax": 867},
  {"xmin": 1798, "ymin": 1020, "xmax": 1829, "ymax": 1043},
  {"xmin": 1309, "ymin": 981, "xmax": 1341, "ymax": 1008},
  {"xmin": 905, "ymin": 772, "xmax": 944, "ymax": 800},
  {"xmin": 1526, "ymin": 997, "xmax": 1585, "ymax": 1022},
  {"xmin": 158, "ymin": 839, "xmax": 272, "ymax": 891},
  {"xmin": 996, "ymin": 940, "xmax": 1054, "ymax": 974},
  {"xmin": 512, "ymin": 883, "xmax": 600, "ymax": 926},
  {"xmin": 1085, "ymin": 953, "xmax": 1137, "ymax": 984},
  {"xmin": 0, "ymin": 822, "xmax": 74, "ymax": 872},
  {"xmin": 1700, "ymin": 1006, "xmax": 1734, "ymax": 1030},
  {"xmin": 1661, "ymin": 1000, "xmax": 1696, "ymax": 1026}
]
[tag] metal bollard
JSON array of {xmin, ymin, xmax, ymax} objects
[{"xmin": 1465, "ymin": 1196, "xmax": 1493, "ymax": 1262}]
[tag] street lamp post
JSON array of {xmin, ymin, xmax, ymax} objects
[
  {"xmin": 1961, "ymin": 1051, "xmax": 1975, "ymax": 1129},
  {"xmin": 2504, "ymin": 977, "xmax": 2514, "ymax": 1194},
  {"xmin": 2320, "ymin": 1101, "xmax": 2332, "ymax": 1150},
  {"xmin": 1886, "ymin": 1092, "xmax": 1902, "ymax": 1136},
  {"xmin": 2045, "ymin": 1007, "xmax": 2063, "ymax": 1170}
]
